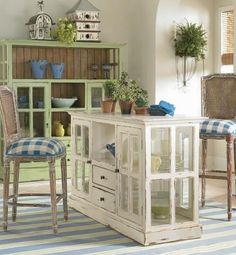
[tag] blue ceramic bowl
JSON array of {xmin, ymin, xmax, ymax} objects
[{"xmin": 51, "ymin": 97, "xmax": 77, "ymax": 108}]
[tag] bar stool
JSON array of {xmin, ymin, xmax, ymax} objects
[
  {"xmin": 0, "ymin": 86, "xmax": 68, "ymax": 233},
  {"xmin": 200, "ymin": 74, "xmax": 236, "ymax": 221}
]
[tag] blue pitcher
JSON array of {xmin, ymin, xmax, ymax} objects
[
  {"xmin": 51, "ymin": 63, "xmax": 64, "ymax": 79},
  {"xmin": 31, "ymin": 60, "xmax": 48, "ymax": 79}
]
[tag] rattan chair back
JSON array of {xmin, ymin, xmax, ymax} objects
[
  {"xmin": 0, "ymin": 86, "xmax": 22, "ymax": 150},
  {"xmin": 201, "ymin": 73, "xmax": 236, "ymax": 119}
]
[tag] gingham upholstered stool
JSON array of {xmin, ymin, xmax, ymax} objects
[
  {"xmin": 0, "ymin": 86, "xmax": 68, "ymax": 233},
  {"xmin": 200, "ymin": 119, "xmax": 236, "ymax": 221}
]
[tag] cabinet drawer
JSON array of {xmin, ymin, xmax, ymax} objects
[
  {"xmin": 93, "ymin": 165, "xmax": 116, "ymax": 190},
  {"xmin": 91, "ymin": 187, "xmax": 115, "ymax": 213}
]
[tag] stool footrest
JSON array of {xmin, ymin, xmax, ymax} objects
[{"xmin": 8, "ymin": 193, "xmax": 64, "ymax": 208}]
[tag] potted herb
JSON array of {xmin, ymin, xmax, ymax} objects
[
  {"xmin": 174, "ymin": 20, "xmax": 207, "ymax": 86},
  {"xmin": 53, "ymin": 18, "xmax": 77, "ymax": 45},
  {"xmin": 113, "ymin": 72, "xmax": 145, "ymax": 114},
  {"xmin": 134, "ymin": 89, "xmax": 149, "ymax": 115},
  {"xmin": 101, "ymin": 80, "xmax": 116, "ymax": 113}
]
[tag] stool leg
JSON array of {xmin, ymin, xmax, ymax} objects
[
  {"xmin": 226, "ymin": 136, "xmax": 234, "ymax": 221},
  {"xmin": 201, "ymin": 138, "xmax": 207, "ymax": 207},
  {"xmin": 49, "ymin": 159, "xmax": 58, "ymax": 234},
  {"xmin": 61, "ymin": 156, "xmax": 68, "ymax": 221},
  {"xmin": 3, "ymin": 160, "xmax": 10, "ymax": 231},
  {"xmin": 12, "ymin": 160, "xmax": 20, "ymax": 222}
]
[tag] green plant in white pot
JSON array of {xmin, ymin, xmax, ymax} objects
[{"xmin": 174, "ymin": 20, "xmax": 207, "ymax": 86}]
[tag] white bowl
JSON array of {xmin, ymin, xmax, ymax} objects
[{"xmin": 51, "ymin": 97, "xmax": 77, "ymax": 108}]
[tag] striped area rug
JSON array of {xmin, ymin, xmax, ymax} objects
[{"xmin": 0, "ymin": 197, "xmax": 235, "ymax": 255}]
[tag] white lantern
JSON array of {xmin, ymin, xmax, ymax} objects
[
  {"xmin": 25, "ymin": 1, "xmax": 55, "ymax": 40},
  {"xmin": 66, "ymin": 0, "xmax": 101, "ymax": 42}
]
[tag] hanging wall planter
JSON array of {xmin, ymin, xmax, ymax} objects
[{"xmin": 174, "ymin": 20, "xmax": 207, "ymax": 87}]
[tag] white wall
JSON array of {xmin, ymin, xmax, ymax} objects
[{"xmin": 155, "ymin": 0, "xmax": 214, "ymax": 115}]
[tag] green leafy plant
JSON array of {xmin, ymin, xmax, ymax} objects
[
  {"xmin": 135, "ymin": 91, "xmax": 149, "ymax": 107},
  {"xmin": 103, "ymin": 80, "xmax": 116, "ymax": 100},
  {"xmin": 53, "ymin": 18, "xmax": 77, "ymax": 45},
  {"xmin": 174, "ymin": 20, "xmax": 207, "ymax": 61},
  {"xmin": 113, "ymin": 72, "xmax": 144, "ymax": 102}
]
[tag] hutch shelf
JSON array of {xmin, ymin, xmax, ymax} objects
[
  {"xmin": 0, "ymin": 39, "xmax": 124, "ymax": 182},
  {"xmin": 69, "ymin": 112, "xmax": 202, "ymax": 245}
]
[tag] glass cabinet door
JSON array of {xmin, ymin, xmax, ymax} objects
[
  {"xmin": 149, "ymin": 125, "xmax": 197, "ymax": 229},
  {"xmin": 117, "ymin": 127, "xmax": 142, "ymax": 225},
  {"xmin": 15, "ymin": 84, "xmax": 49, "ymax": 137},
  {"xmin": 73, "ymin": 120, "xmax": 91, "ymax": 199},
  {"xmin": 87, "ymin": 83, "xmax": 103, "ymax": 110}
]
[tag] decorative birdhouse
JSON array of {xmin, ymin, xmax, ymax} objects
[
  {"xmin": 66, "ymin": 0, "xmax": 101, "ymax": 42},
  {"xmin": 25, "ymin": 1, "xmax": 55, "ymax": 40}
]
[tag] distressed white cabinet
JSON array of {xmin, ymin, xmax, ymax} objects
[{"xmin": 69, "ymin": 112, "xmax": 202, "ymax": 245}]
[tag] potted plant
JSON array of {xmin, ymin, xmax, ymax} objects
[
  {"xmin": 174, "ymin": 20, "xmax": 207, "ymax": 86},
  {"xmin": 101, "ymin": 80, "xmax": 116, "ymax": 113},
  {"xmin": 134, "ymin": 89, "xmax": 149, "ymax": 115},
  {"xmin": 53, "ymin": 18, "xmax": 77, "ymax": 45},
  {"xmin": 113, "ymin": 72, "xmax": 144, "ymax": 114}
]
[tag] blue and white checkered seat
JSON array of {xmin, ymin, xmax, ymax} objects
[
  {"xmin": 200, "ymin": 119, "xmax": 236, "ymax": 136},
  {"xmin": 6, "ymin": 137, "xmax": 66, "ymax": 157}
]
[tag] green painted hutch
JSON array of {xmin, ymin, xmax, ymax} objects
[{"xmin": 0, "ymin": 39, "xmax": 124, "ymax": 182}]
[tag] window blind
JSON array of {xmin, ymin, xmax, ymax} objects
[{"xmin": 221, "ymin": 9, "xmax": 234, "ymax": 65}]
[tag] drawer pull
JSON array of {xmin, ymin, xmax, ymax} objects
[
  {"xmin": 87, "ymin": 160, "xmax": 92, "ymax": 164},
  {"xmin": 115, "ymin": 169, "xmax": 119, "ymax": 173},
  {"xmin": 100, "ymin": 197, "xmax": 105, "ymax": 202},
  {"xmin": 100, "ymin": 175, "xmax": 106, "ymax": 180}
]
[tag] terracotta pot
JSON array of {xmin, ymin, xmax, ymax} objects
[
  {"xmin": 119, "ymin": 100, "xmax": 133, "ymax": 114},
  {"xmin": 101, "ymin": 100, "xmax": 113, "ymax": 113},
  {"xmin": 134, "ymin": 106, "xmax": 149, "ymax": 115}
]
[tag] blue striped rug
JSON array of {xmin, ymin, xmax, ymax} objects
[{"xmin": 0, "ymin": 197, "xmax": 235, "ymax": 255}]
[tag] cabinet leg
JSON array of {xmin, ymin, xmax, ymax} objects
[{"xmin": 201, "ymin": 138, "xmax": 207, "ymax": 207}]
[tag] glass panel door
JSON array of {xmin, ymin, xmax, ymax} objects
[
  {"xmin": 87, "ymin": 83, "xmax": 103, "ymax": 110},
  {"xmin": 176, "ymin": 127, "xmax": 193, "ymax": 172},
  {"xmin": 151, "ymin": 179, "xmax": 171, "ymax": 226},
  {"xmin": 151, "ymin": 128, "xmax": 171, "ymax": 174},
  {"xmin": 175, "ymin": 177, "xmax": 194, "ymax": 223},
  {"xmin": 118, "ymin": 127, "xmax": 142, "ymax": 225}
]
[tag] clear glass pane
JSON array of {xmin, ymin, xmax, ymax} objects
[
  {"xmin": 91, "ymin": 87, "xmax": 102, "ymax": 108},
  {"xmin": 120, "ymin": 174, "xmax": 128, "ymax": 212},
  {"xmin": 82, "ymin": 125, "xmax": 89, "ymax": 158},
  {"xmin": 175, "ymin": 178, "xmax": 194, "ymax": 223},
  {"xmin": 132, "ymin": 178, "xmax": 139, "ymax": 215},
  {"xmin": 17, "ymin": 87, "xmax": 29, "ymax": 109},
  {"xmin": 76, "ymin": 160, "xmax": 82, "ymax": 191},
  {"xmin": 151, "ymin": 179, "xmax": 170, "ymax": 225},
  {"xmin": 19, "ymin": 112, "xmax": 30, "ymax": 136},
  {"xmin": 75, "ymin": 125, "xmax": 81, "ymax": 156},
  {"xmin": 76, "ymin": 161, "xmax": 91, "ymax": 194},
  {"xmin": 131, "ymin": 135, "xmax": 139, "ymax": 173},
  {"xmin": 33, "ymin": 112, "xmax": 45, "ymax": 137},
  {"xmin": 151, "ymin": 128, "xmax": 171, "ymax": 174},
  {"xmin": 176, "ymin": 127, "xmax": 193, "ymax": 172},
  {"xmin": 33, "ymin": 87, "xmax": 45, "ymax": 109},
  {"xmin": 120, "ymin": 132, "xmax": 129, "ymax": 171},
  {"xmin": 83, "ymin": 163, "xmax": 91, "ymax": 194}
]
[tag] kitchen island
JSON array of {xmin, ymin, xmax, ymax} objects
[{"xmin": 69, "ymin": 112, "xmax": 202, "ymax": 245}]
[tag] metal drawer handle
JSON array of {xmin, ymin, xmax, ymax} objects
[
  {"xmin": 87, "ymin": 160, "xmax": 92, "ymax": 164},
  {"xmin": 100, "ymin": 197, "xmax": 105, "ymax": 202},
  {"xmin": 100, "ymin": 175, "xmax": 106, "ymax": 180},
  {"xmin": 115, "ymin": 169, "xmax": 119, "ymax": 173}
]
